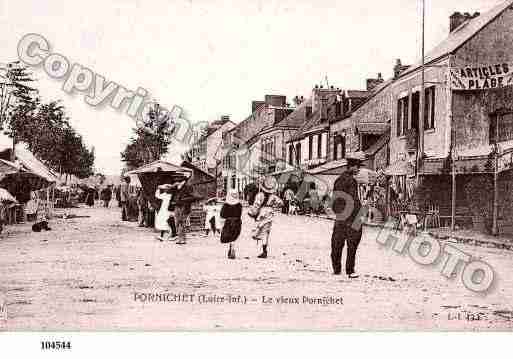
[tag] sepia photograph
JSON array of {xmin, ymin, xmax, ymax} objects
[{"xmin": 1, "ymin": 0, "xmax": 513, "ymax": 342}]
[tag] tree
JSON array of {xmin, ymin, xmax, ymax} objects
[
  {"xmin": 1, "ymin": 61, "xmax": 95, "ymax": 179},
  {"xmin": 0, "ymin": 61, "xmax": 36, "ymax": 131},
  {"xmin": 121, "ymin": 102, "xmax": 175, "ymax": 170}
]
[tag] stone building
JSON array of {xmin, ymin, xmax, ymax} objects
[
  {"xmin": 186, "ymin": 116, "xmax": 235, "ymax": 175},
  {"xmin": 351, "ymin": 0, "xmax": 513, "ymax": 233},
  {"xmin": 286, "ymin": 86, "xmax": 344, "ymax": 171},
  {"xmin": 220, "ymin": 95, "xmax": 294, "ymax": 197}
]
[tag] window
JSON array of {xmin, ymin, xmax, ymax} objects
[
  {"xmin": 397, "ymin": 96, "xmax": 409, "ymax": 137},
  {"xmin": 335, "ymin": 101, "xmax": 342, "ymax": 117},
  {"xmin": 333, "ymin": 134, "xmax": 346, "ymax": 160},
  {"xmin": 295, "ymin": 143, "xmax": 301, "ymax": 165},
  {"xmin": 317, "ymin": 134, "xmax": 322, "ymax": 158},
  {"xmin": 411, "ymin": 92, "xmax": 420, "ymax": 131},
  {"xmin": 424, "ymin": 87, "xmax": 436, "ymax": 130},
  {"xmin": 321, "ymin": 98, "xmax": 328, "ymax": 121},
  {"xmin": 231, "ymin": 175, "xmax": 236, "ymax": 189},
  {"xmin": 308, "ymin": 136, "xmax": 313, "ymax": 160},
  {"xmin": 490, "ymin": 110, "xmax": 513, "ymax": 144},
  {"xmin": 288, "ymin": 145, "xmax": 294, "ymax": 165},
  {"xmin": 306, "ymin": 106, "xmax": 312, "ymax": 118}
]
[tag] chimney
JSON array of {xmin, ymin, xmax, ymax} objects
[
  {"xmin": 450, "ymin": 11, "xmax": 480, "ymax": 33},
  {"xmin": 264, "ymin": 94, "xmax": 287, "ymax": 107},
  {"xmin": 293, "ymin": 95, "xmax": 304, "ymax": 106},
  {"xmin": 394, "ymin": 59, "xmax": 410, "ymax": 79},
  {"xmin": 366, "ymin": 72, "xmax": 385, "ymax": 91},
  {"xmin": 252, "ymin": 100, "xmax": 265, "ymax": 113},
  {"xmin": 394, "ymin": 59, "xmax": 402, "ymax": 78}
]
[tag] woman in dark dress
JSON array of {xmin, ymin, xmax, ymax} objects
[
  {"xmin": 220, "ymin": 189, "xmax": 242, "ymax": 259},
  {"xmin": 85, "ymin": 186, "xmax": 95, "ymax": 207}
]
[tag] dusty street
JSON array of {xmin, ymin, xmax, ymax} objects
[{"xmin": 1, "ymin": 203, "xmax": 513, "ymax": 331}]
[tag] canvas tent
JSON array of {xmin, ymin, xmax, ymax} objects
[
  {"xmin": 0, "ymin": 142, "xmax": 57, "ymax": 204},
  {"xmin": 126, "ymin": 160, "xmax": 192, "ymax": 207}
]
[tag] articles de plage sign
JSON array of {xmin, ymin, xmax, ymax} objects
[{"xmin": 450, "ymin": 62, "xmax": 513, "ymax": 90}]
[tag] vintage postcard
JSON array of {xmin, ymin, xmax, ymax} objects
[{"xmin": 1, "ymin": 0, "xmax": 513, "ymax": 336}]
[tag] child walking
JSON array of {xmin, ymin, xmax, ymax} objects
[
  {"xmin": 248, "ymin": 176, "xmax": 283, "ymax": 258},
  {"xmin": 219, "ymin": 189, "xmax": 242, "ymax": 259},
  {"xmin": 204, "ymin": 200, "xmax": 220, "ymax": 236},
  {"xmin": 154, "ymin": 184, "xmax": 174, "ymax": 241}
]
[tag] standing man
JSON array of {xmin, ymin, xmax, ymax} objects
[
  {"xmin": 101, "ymin": 185, "xmax": 112, "ymax": 208},
  {"xmin": 120, "ymin": 176, "xmax": 130, "ymax": 221},
  {"xmin": 283, "ymin": 187, "xmax": 294, "ymax": 215},
  {"xmin": 329, "ymin": 153, "xmax": 365, "ymax": 279},
  {"xmin": 174, "ymin": 179, "xmax": 198, "ymax": 245}
]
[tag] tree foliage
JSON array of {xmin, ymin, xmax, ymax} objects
[
  {"xmin": 1, "ymin": 61, "xmax": 95, "ymax": 179},
  {"xmin": 121, "ymin": 102, "xmax": 174, "ymax": 170}
]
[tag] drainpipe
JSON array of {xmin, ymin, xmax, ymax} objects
[
  {"xmin": 492, "ymin": 119, "xmax": 499, "ymax": 236},
  {"xmin": 448, "ymin": 55, "xmax": 456, "ymax": 233}
]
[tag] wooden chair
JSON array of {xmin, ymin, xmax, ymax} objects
[{"xmin": 423, "ymin": 204, "xmax": 441, "ymax": 229}]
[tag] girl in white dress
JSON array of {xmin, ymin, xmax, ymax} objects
[{"xmin": 155, "ymin": 184, "xmax": 173, "ymax": 241}]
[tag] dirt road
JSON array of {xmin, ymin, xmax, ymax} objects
[{"xmin": 1, "ymin": 204, "xmax": 513, "ymax": 330}]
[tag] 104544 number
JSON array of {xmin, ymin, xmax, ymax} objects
[{"xmin": 41, "ymin": 341, "xmax": 71, "ymax": 350}]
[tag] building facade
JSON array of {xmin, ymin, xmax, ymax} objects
[
  {"xmin": 220, "ymin": 95, "xmax": 294, "ymax": 197},
  {"xmin": 351, "ymin": 0, "xmax": 513, "ymax": 233},
  {"xmin": 187, "ymin": 116, "xmax": 235, "ymax": 175}
]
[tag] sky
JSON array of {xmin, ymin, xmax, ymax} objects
[{"xmin": 0, "ymin": 0, "xmax": 502, "ymax": 175}]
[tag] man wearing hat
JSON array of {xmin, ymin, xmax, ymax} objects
[
  {"xmin": 248, "ymin": 176, "xmax": 284, "ymax": 258},
  {"xmin": 330, "ymin": 152, "xmax": 365, "ymax": 278},
  {"xmin": 120, "ymin": 176, "xmax": 131, "ymax": 221}
]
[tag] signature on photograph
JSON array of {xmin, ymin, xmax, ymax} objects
[{"xmin": 0, "ymin": 294, "xmax": 7, "ymax": 325}]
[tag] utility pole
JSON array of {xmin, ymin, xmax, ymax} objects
[
  {"xmin": 451, "ymin": 129, "xmax": 456, "ymax": 232},
  {"xmin": 416, "ymin": 0, "xmax": 426, "ymax": 186}
]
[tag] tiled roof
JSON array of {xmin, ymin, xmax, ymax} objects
[
  {"xmin": 180, "ymin": 161, "xmax": 215, "ymax": 179},
  {"xmin": 402, "ymin": 0, "xmax": 513, "ymax": 77},
  {"xmin": 346, "ymin": 90, "xmax": 369, "ymax": 99},
  {"xmin": 289, "ymin": 109, "xmax": 326, "ymax": 141},
  {"xmin": 278, "ymin": 98, "xmax": 313, "ymax": 128},
  {"xmin": 352, "ymin": 0, "xmax": 513, "ymax": 113}
]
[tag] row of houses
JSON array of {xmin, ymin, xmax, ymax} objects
[{"xmin": 185, "ymin": 0, "xmax": 513, "ymax": 234}]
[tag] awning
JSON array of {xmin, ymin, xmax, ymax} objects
[
  {"xmin": 126, "ymin": 160, "xmax": 192, "ymax": 176},
  {"xmin": 0, "ymin": 188, "xmax": 17, "ymax": 202},
  {"xmin": 0, "ymin": 159, "xmax": 22, "ymax": 176},
  {"xmin": 357, "ymin": 122, "xmax": 390, "ymax": 134},
  {"xmin": 14, "ymin": 143, "xmax": 58, "ymax": 183},
  {"xmin": 307, "ymin": 159, "xmax": 347, "ymax": 175}
]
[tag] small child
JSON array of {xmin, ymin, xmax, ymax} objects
[
  {"xmin": 32, "ymin": 198, "xmax": 52, "ymax": 232},
  {"xmin": 220, "ymin": 190, "xmax": 242, "ymax": 259},
  {"xmin": 204, "ymin": 201, "xmax": 219, "ymax": 236},
  {"xmin": 289, "ymin": 198, "xmax": 298, "ymax": 215}
]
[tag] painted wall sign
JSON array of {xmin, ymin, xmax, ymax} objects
[{"xmin": 450, "ymin": 63, "xmax": 513, "ymax": 90}]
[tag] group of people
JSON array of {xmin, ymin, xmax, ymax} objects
[
  {"xmin": 154, "ymin": 180, "xmax": 197, "ymax": 245},
  {"xmin": 201, "ymin": 176, "xmax": 284, "ymax": 259},
  {"xmin": 119, "ymin": 153, "xmax": 365, "ymax": 278},
  {"xmin": 82, "ymin": 185, "xmax": 113, "ymax": 208},
  {"xmin": 280, "ymin": 183, "xmax": 328, "ymax": 216}
]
